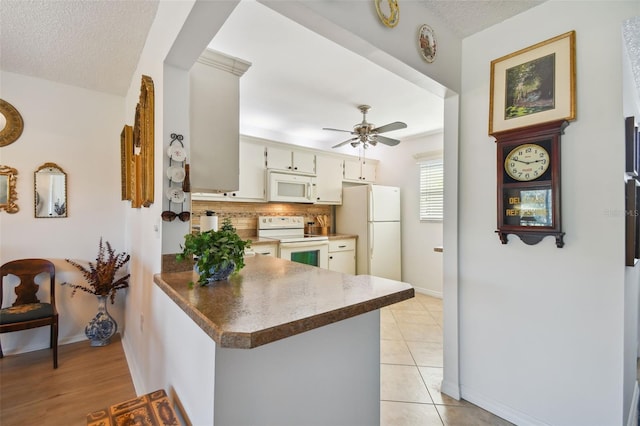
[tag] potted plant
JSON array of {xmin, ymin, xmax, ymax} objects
[
  {"xmin": 177, "ymin": 217, "xmax": 251, "ymax": 286},
  {"xmin": 63, "ymin": 238, "xmax": 130, "ymax": 346}
]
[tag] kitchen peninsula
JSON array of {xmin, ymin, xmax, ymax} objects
[{"xmin": 154, "ymin": 255, "xmax": 413, "ymax": 425}]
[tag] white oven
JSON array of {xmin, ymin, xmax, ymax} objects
[
  {"xmin": 257, "ymin": 216, "xmax": 329, "ymax": 269},
  {"xmin": 278, "ymin": 240, "xmax": 329, "ymax": 269}
]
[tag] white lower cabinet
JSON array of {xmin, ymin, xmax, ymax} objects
[{"xmin": 328, "ymin": 238, "xmax": 356, "ymax": 274}]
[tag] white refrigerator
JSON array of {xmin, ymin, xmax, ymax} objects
[{"xmin": 336, "ymin": 185, "xmax": 401, "ymax": 280}]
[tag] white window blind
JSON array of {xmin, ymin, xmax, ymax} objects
[{"xmin": 419, "ymin": 159, "xmax": 444, "ymax": 221}]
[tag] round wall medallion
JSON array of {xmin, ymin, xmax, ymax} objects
[
  {"xmin": 374, "ymin": 0, "xmax": 399, "ymax": 28},
  {"xmin": 418, "ymin": 24, "xmax": 437, "ymax": 63},
  {"xmin": 0, "ymin": 99, "xmax": 24, "ymax": 147}
]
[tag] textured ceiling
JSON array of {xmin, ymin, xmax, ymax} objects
[
  {"xmin": 0, "ymin": 0, "xmax": 158, "ymax": 96},
  {"xmin": 0, "ymin": 0, "xmax": 546, "ymax": 149}
]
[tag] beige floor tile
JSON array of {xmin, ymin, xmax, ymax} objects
[
  {"xmin": 381, "ymin": 320, "xmax": 404, "ymax": 340},
  {"xmin": 418, "ymin": 367, "xmax": 467, "ymax": 406},
  {"xmin": 393, "ymin": 310, "xmax": 439, "ymax": 326},
  {"xmin": 381, "ymin": 364, "xmax": 432, "ymax": 403},
  {"xmin": 417, "ymin": 294, "xmax": 443, "ymax": 312},
  {"xmin": 406, "ymin": 341, "xmax": 443, "ymax": 367},
  {"xmin": 381, "ymin": 339, "xmax": 415, "ymax": 365},
  {"xmin": 429, "ymin": 310, "xmax": 444, "ymax": 325},
  {"xmin": 390, "ymin": 298, "xmax": 427, "ymax": 311},
  {"xmin": 380, "ymin": 308, "xmax": 396, "ymax": 324},
  {"xmin": 436, "ymin": 404, "xmax": 514, "ymax": 426},
  {"xmin": 398, "ymin": 323, "xmax": 443, "ymax": 343},
  {"xmin": 381, "ymin": 401, "xmax": 443, "ymax": 426}
]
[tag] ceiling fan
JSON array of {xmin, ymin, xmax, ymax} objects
[{"xmin": 323, "ymin": 105, "xmax": 407, "ymax": 149}]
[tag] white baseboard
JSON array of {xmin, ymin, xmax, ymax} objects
[
  {"xmin": 627, "ymin": 381, "xmax": 639, "ymax": 426},
  {"xmin": 413, "ymin": 286, "xmax": 442, "ymax": 299},
  {"xmin": 121, "ymin": 331, "xmax": 145, "ymax": 395},
  {"xmin": 460, "ymin": 384, "xmax": 551, "ymax": 426},
  {"xmin": 441, "ymin": 379, "xmax": 460, "ymax": 400}
]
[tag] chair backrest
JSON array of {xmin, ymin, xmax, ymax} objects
[{"xmin": 0, "ymin": 259, "xmax": 56, "ymax": 308}]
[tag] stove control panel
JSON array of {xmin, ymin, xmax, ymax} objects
[{"xmin": 258, "ymin": 216, "xmax": 304, "ymax": 230}]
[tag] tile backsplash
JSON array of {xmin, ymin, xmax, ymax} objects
[{"xmin": 191, "ymin": 201, "xmax": 333, "ymax": 238}]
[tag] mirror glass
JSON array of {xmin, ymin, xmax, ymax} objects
[
  {"xmin": 35, "ymin": 163, "xmax": 67, "ymax": 218},
  {"xmin": 0, "ymin": 165, "xmax": 18, "ymax": 213}
]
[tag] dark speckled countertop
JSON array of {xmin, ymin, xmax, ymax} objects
[{"xmin": 154, "ymin": 255, "xmax": 413, "ymax": 349}]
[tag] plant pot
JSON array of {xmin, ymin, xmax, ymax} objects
[
  {"xmin": 85, "ymin": 295, "xmax": 117, "ymax": 346},
  {"xmin": 195, "ymin": 261, "xmax": 235, "ymax": 284}
]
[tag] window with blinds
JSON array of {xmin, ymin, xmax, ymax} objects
[{"xmin": 419, "ymin": 159, "xmax": 444, "ymax": 221}]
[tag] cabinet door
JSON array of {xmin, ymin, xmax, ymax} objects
[
  {"xmin": 266, "ymin": 146, "xmax": 293, "ymax": 171},
  {"xmin": 328, "ymin": 250, "xmax": 356, "ymax": 274},
  {"xmin": 231, "ymin": 141, "xmax": 265, "ymax": 201},
  {"xmin": 315, "ymin": 155, "xmax": 343, "ymax": 204},
  {"xmin": 360, "ymin": 160, "xmax": 376, "ymax": 182},
  {"xmin": 292, "ymin": 151, "xmax": 316, "ymax": 174},
  {"xmin": 343, "ymin": 158, "xmax": 362, "ymax": 181},
  {"xmin": 253, "ymin": 243, "xmax": 278, "ymax": 256}
]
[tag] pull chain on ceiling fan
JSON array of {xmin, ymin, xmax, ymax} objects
[{"xmin": 323, "ymin": 105, "xmax": 407, "ymax": 149}]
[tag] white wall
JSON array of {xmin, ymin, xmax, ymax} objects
[
  {"xmin": 459, "ymin": 2, "xmax": 638, "ymax": 425},
  {"xmin": 0, "ymin": 71, "xmax": 128, "ymax": 354},
  {"xmin": 377, "ymin": 133, "xmax": 444, "ymax": 297}
]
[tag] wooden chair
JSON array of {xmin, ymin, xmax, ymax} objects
[{"xmin": 0, "ymin": 259, "xmax": 58, "ymax": 368}]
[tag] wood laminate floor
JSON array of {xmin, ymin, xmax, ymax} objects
[{"xmin": 0, "ymin": 333, "xmax": 136, "ymax": 426}]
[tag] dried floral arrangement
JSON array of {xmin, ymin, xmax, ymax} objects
[{"xmin": 64, "ymin": 238, "xmax": 130, "ymax": 303}]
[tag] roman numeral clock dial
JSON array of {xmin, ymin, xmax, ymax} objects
[{"xmin": 494, "ymin": 120, "xmax": 569, "ymax": 247}]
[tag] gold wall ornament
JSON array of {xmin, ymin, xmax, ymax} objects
[
  {"xmin": 120, "ymin": 125, "xmax": 134, "ymax": 201},
  {"xmin": 0, "ymin": 99, "xmax": 24, "ymax": 147},
  {"xmin": 131, "ymin": 75, "xmax": 155, "ymax": 208},
  {"xmin": 374, "ymin": 0, "xmax": 399, "ymax": 28},
  {"xmin": 0, "ymin": 165, "xmax": 18, "ymax": 213}
]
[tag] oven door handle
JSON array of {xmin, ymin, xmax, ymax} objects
[{"xmin": 280, "ymin": 241, "xmax": 329, "ymax": 249}]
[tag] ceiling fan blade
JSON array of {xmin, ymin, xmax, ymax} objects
[
  {"xmin": 373, "ymin": 121, "xmax": 407, "ymax": 134},
  {"xmin": 332, "ymin": 137, "xmax": 358, "ymax": 148},
  {"xmin": 376, "ymin": 135, "xmax": 401, "ymax": 146},
  {"xmin": 323, "ymin": 127, "xmax": 355, "ymax": 134}
]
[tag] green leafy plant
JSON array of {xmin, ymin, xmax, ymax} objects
[
  {"xmin": 177, "ymin": 218, "xmax": 251, "ymax": 286},
  {"xmin": 63, "ymin": 238, "xmax": 130, "ymax": 304}
]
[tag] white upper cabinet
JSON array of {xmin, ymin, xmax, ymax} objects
[
  {"xmin": 266, "ymin": 146, "xmax": 316, "ymax": 175},
  {"xmin": 344, "ymin": 158, "xmax": 376, "ymax": 183},
  {"xmin": 233, "ymin": 139, "xmax": 266, "ymax": 201},
  {"xmin": 189, "ymin": 49, "xmax": 251, "ymax": 193},
  {"xmin": 315, "ymin": 155, "xmax": 343, "ymax": 204}
]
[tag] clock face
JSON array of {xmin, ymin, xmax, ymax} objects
[{"xmin": 504, "ymin": 143, "xmax": 550, "ymax": 181}]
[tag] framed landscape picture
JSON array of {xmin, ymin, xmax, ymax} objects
[{"xmin": 489, "ymin": 31, "xmax": 576, "ymax": 135}]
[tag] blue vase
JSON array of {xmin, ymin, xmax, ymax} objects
[
  {"xmin": 85, "ymin": 295, "xmax": 117, "ymax": 346},
  {"xmin": 195, "ymin": 261, "xmax": 235, "ymax": 283}
]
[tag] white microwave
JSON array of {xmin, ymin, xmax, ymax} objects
[{"xmin": 267, "ymin": 171, "xmax": 317, "ymax": 203}]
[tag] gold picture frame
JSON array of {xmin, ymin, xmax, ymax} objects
[
  {"xmin": 120, "ymin": 124, "xmax": 133, "ymax": 201},
  {"xmin": 0, "ymin": 165, "xmax": 19, "ymax": 213},
  {"xmin": 489, "ymin": 31, "xmax": 576, "ymax": 135},
  {"xmin": 0, "ymin": 99, "xmax": 24, "ymax": 147},
  {"xmin": 130, "ymin": 75, "xmax": 155, "ymax": 208}
]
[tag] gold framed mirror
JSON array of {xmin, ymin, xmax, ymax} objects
[
  {"xmin": 35, "ymin": 162, "xmax": 67, "ymax": 218},
  {"xmin": 0, "ymin": 165, "xmax": 19, "ymax": 213},
  {"xmin": 0, "ymin": 99, "xmax": 24, "ymax": 147}
]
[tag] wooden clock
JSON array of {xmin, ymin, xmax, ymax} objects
[{"xmin": 494, "ymin": 120, "xmax": 569, "ymax": 247}]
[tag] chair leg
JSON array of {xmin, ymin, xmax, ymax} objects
[
  {"xmin": 0, "ymin": 335, "xmax": 3, "ymax": 358},
  {"xmin": 52, "ymin": 320, "xmax": 58, "ymax": 369}
]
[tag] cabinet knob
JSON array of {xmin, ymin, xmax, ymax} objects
[
  {"xmin": 294, "ymin": 166, "xmax": 298, "ymax": 170},
  {"xmin": 329, "ymin": 256, "xmax": 333, "ymax": 260}
]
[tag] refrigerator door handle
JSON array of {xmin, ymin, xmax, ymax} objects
[{"xmin": 369, "ymin": 223, "xmax": 374, "ymax": 259}]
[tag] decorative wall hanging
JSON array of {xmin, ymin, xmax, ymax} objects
[
  {"xmin": 374, "ymin": 0, "xmax": 399, "ymax": 28},
  {"xmin": 131, "ymin": 75, "xmax": 155, "ymax": 208},
  {"xmin": 489, "ymin": 31, "xmax": 576, "ymax": 135},
  {"xmin": 625, "ymin": 116, "xmax": 639, "ymax": 177},
  {"xmin": 626, "ymin": 178, "xmax": 639, "ymax": 266},
  {"xmin": 0, "ymin": 99, "xmax": 24, "ymax": 147},
  {"xmin": 34, "ymin": 162, "xmax": 67, "ymax": 218},
  {"xmin": 418, "ymin": 24, "xmax": 437, "ymax": 63},
  {"xmin": 0, "ymin": 165, "xmax": 18, "ymax": 213},
  {"xmin": 120, "ymin": 125, "xmax": 134, "ymax": 201},
  {"xmin": 162, "ymin": 133, "xmax": 190, "ymax": 223}
]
